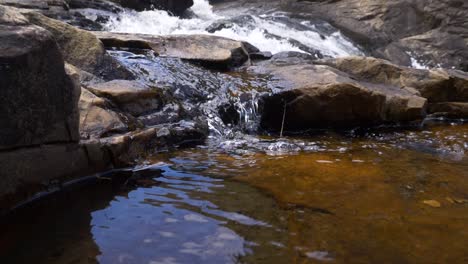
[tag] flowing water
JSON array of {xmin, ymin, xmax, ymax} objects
[
  {"xmin": 79, "ymin": 0, "xmax": 363, "ymax": 57},
  {"xmin": 1, "ymin": 1, "xmax": 467, "ymax": 263}
]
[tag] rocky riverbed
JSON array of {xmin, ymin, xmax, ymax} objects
[{"xmin": 0, "ymin": 0, "xmax": 467, "ymax": 263}]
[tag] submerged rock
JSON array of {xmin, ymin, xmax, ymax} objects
[{"xmin": 93, "ymin": 31, "xmax": 257, "ymax": 70}]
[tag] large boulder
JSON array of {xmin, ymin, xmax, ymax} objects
[
  {"xmin": 21, "ymin": 11, "xmax": 133, "ymax": 80},
  {"xmin": 250, "ymin": 54, "xmax": 426, "ymax": 131},
  {"xmin": 93, "ymin": 31, "xmax": 256, "ymax": 69},
  {"xmin": 0, "ymin": 7, "xmax": 79, "ymax": 149},
  {"xmin": 110, "ymin": 0, "xmax": 193, "ymax": 15},
  {"xmin": 279, "ymin": 0, "xmax": 468, "ymax": 70},
  {"xmin": 255, "ymin": 61, "xmax": 427, "ymax": 131}
]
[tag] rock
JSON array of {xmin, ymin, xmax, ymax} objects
[
  {"xmin": 22, "ymin": 11, "xmax": 133, "ymax": 80},
  {"xmin": 0, "ymin": 9, "xmax": 79, "ymax": 149},
  {"xmin": 0, "ymin": 143, "xmax": 90, "ymax": 198},
  {"xmin": 98, "ymin": 119, "xmax": 208, "ymax": 166},
  {"xmin": 79, "ymin": 88, "xmax": 131, "ymax": 139},
  {"xmin": 0, "ymin": 4, "xmax": 30, "ymax": 24},
  {"xmin": 254, "ymin": 57, "xmax": 427, "ymax": 131},
  {"xmin": 138, "ymin": 103, "xmax": 182, "ymax": 126},
  {"xmin": 86, "ymin": 80, "xmax": 163, "ymax": 116},
  {"xmin": 279, "ymin": 0, "xmax": 468, "ymax": 70},
  {"xmin": 0, "ymin": 0, "xmax": 51, "ymax": 10},
  {"xmin": 110, "ymin": 0, "xmax": 194, "ymax": 15},
  {"xmin": 206, "ymin": 15, "xmax": 256, "ymax": 33},
  {"xmin": 428, "ymin": 102, "xmax": 468, "ymax": 118},
  {"xmin": 93, "ymin": 31, "xmax": 256, "ymax": 69},
  {"xmin": 317, "ymin": 57, "xmax": 468, "ymax": 103},
  {"xmin": 68, "ymin": 0, "xmax": 123, "ymax": 13}
]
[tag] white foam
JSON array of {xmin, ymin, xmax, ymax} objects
[{"xmin": 104, "ymin": 0, "xmax": 363, "ymax": 56}]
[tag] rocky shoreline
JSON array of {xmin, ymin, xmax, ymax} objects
[{"xmin": 0, "ymin": 0, "xmax": 467, "ymax": 211}]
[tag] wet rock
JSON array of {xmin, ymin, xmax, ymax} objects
[
  {"xmin": 255, "ymin": 58, "xmax": 427, "ymax": 131},
  {"xmin": 93, "ymin": 31, "xmax": 256, "ymax": 69},
  {"xmin": 249, "ymin": 51, "xmax": 272, "ymax": 61},
  {"xmin": 68, "ymin": 0, "xmax": 123, "ymax": 13},
  {"xmin": 86, "ymin": 80, "xmax": 164, "ymax": 116},
  {"xmin": 206, "ymin": 14, "xmax": 256, "ymax": 33},
  {"xmin": 110, "ymin": 0, "xmax": 193, "ymax": 15},
  {"xmin": 98, "ymin": 119, "xmax": 208, "ymax": 166},
  {"xmin": 79, "ymin": 88, "xmax": 131, "ymax": 139},
  {"xmin": 22, "ymin": 11, "xmax": 133, "ymax": 80},
  {"xmin": 138, "ymin": 103, "xmax": 182, "ymax": 126},
  {"xmin": 0, "ymin": 7, "xmax": 79, "ymax": 149},
  {"xmin": 0, "ymin": 143, "xmax": 90, "ymax": 198}
]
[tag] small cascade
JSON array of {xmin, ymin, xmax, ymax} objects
[
  {"xmin": 98, "ymin": 0, "xmax": 363, "ymax": 57},
  {"xmin": 108, "ymin": 50, "xmax": 271, "ymax": 139}
]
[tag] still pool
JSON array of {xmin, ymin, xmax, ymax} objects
[{"xmin": 1, "ymin": 123, "xmax": 467, "ymax": 263}]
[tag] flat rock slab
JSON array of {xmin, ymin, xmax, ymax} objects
[
  {"xmin": 86, "ymin": 80, "xmax": 163, "ymax": 116},
  {"xmin": 93, "ymin": 31, "xmax": 253, "ymax": 69}
]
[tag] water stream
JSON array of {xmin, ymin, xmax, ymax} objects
[
  {"xmin": 1, "ymin": 1, "xmax": 467, "ymax": 263},
  {"xmin": 80, "ymin": 0, "xmax": 363, "ymax": 57}
]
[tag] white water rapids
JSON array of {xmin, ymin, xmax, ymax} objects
[{"xmin": 92, "ymin": 0, "xmax": 364, "ymax": 57}]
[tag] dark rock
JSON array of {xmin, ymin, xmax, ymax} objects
[
  {"xmin": 428, "ymin": 102, "xmax": 468, "ymax": 118},
  {"xmin": 68, "ymin": 0, "xmax": 123, "ymax": 13},
  {"xmin": 0, "ymin": 144, "xmax": 90, "ymax": 198},
  {"xmin": 0, "ymin": 8, "xmax": 79, "ymax": 149},
  {"xmin": 110, "ymin": 0, "xmax": 193, "ymax": 15},
  {"xmin": 249, "ymin": 51, "xmax": 273, "ymax": 60}
]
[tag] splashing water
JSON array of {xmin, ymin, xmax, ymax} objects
[{"xmin": 103, "ymin": 0, "xmax": 363, "ymax": 56}]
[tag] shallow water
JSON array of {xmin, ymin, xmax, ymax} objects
[{"xmin": 1, "ymin": 123, "xmax": 467, "ymax": 263}]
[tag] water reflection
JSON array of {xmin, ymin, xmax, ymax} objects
[{"xmin": 0, "ymin": 124, "xmax": 467, "ymax": 263}]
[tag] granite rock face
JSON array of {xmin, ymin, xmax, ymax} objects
[{"xmin": 0, "ymin": 6, "xmax": 79, "ymax": 149}]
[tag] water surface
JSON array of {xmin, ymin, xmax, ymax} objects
[{"xmin": 1, "ymin": 123, "xmax": 467, "ymax": 264}]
